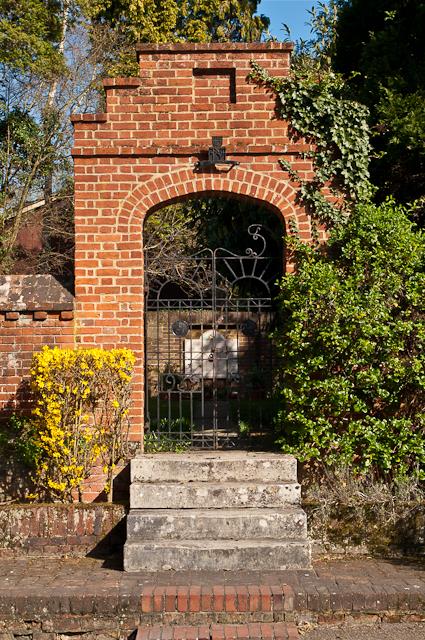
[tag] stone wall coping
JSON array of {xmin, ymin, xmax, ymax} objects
[
  {"xmin": 136, "ymin": 42, "xmax": 294, "ymax": 55},
  {"xmin": 0, "ymin": 275, "xmax": 74, "ymax": 312}
]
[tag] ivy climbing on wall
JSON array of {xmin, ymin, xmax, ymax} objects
[{"xmin": 249, "ymin": 61, "xmax": 373, "ymax": 229}]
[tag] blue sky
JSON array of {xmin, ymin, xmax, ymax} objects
[{"xmin": 258, "ymin": 0, "xmax": 320, "ymax": 42}]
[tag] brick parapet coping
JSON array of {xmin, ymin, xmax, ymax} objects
[
  {"xmin": 135, "ymin": 43, "xmax": 294, "ymax": 55},
  {"xmin": 0, "ymin": 274, "xmax": 74, "ymax": 317}
]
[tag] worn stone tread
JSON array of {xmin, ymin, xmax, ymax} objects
[
  {"xmin": 124, "ymin": 538, "xmax": 312, "ymax": 572},
  {"xmin": 126, "ymin": 507, "xmax": 307, "ymax": 541},
  {"xmin": 131, "ymin": 453, "xmax": 297, "ymax": 484},
  {"xmin": 129, "ymin": 481, "xmax": 301, "ymax": 510}
]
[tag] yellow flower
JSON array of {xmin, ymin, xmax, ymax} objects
[{"xmin": 29, "ymin": 345, "xmax": 135, "ymax": 500}]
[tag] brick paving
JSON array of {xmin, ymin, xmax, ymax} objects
[
  {"xmin": 0, "ymin": 556, "xmax": 425, "ymax": 624},
  {"xmin": 0, "ymin": 556, "xmax": 425, "ymax": 638},
  {"xmin": 135, "ymin": 622, "xmax": 299, "ymax": 639}
]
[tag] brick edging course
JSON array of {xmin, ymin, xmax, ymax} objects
[{"xmin": 136, "ymin": 622, "xmax": 300, "ymax": 640}]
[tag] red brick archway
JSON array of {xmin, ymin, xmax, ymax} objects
[
  {"xmin": 70, "ymin": 43, "xmax": 321, "ymax": 443},
  {"xmin": 115, "ymin": 168, "xmax": 305, "ymax": 442},
  {"xmin": 117, "ymin": 166, "xmax": 300, "ymax": 233},
  {"xmin": 112, "ymin": 169, "xmax": 301, "ymax": 441}
]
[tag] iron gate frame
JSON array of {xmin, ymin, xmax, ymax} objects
[{"xmin": 144, "ymin": 224, "xmax": 280, "ymax": 449}]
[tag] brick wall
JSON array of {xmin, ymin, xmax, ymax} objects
[
  {"xmin": 0, "ymin": 274, "xmax": 132, "ymax": 502},
  {"xmin": 0, "ymin": 309, "xmax": 75, "ymax": 411}
]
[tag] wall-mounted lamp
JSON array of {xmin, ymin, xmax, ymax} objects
[{"xmin": 195, "ymin": 136, "xmax": 239, "ymax": 172}]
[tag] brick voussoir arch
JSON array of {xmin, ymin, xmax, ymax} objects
[{"xmin": 116, "ymin": 167, "xmax": 301, "ymax": 234}]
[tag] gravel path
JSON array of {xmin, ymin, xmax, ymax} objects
[{"xmin": 303, "ymin": 622, "xmax": 425, "ymax": 639}]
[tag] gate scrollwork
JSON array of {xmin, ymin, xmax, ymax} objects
[{"xmin": 145, "ymin": 223, "xmax": 278, "ymax": 448}]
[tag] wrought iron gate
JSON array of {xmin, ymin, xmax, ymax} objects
[{"xmin": 144, "ymin": 224, "xmax": 279, "ymax": 449}]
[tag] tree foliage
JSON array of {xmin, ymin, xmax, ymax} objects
[
  {"xmin": 273, "ymin": 201, "xmax": 425, "ymax": 479},
  {"xmin": 0, "ymin": 0, "xmax": 65, "ymax": 75},
  {"xmin": 86, "ymin": 0, "xmax": 269, "ymax": 43},
  {"xmin": 84, "ymin": 0, "xmax": 270, "ymax": 74},
  {"xmin": 330, "ymin": 0, "xmax": 425, "ymax": 223},
  {"xmin": 333, "ymin": 0, "xmax": 425, "ymax": 99},
  {"xmin": 0, "ymin": 2, "xmax": 114, "ymax": 276}
]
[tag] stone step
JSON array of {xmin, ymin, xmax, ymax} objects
[
  {"xmin": 127, "ymin": 507, "xmax": 307, "ymax": 540},
  {"xmin": 131, "ymin": 452, "xmax": 297, "ymax": 484},
  {"xmin": 124, "ymin": 539, "xmax": 311, "ymax": 572},
  {"xmin": 136, "ymin": 622, "xmax": 299, "ymax": 639},
  {"xmin": 129, "ymin": 482, "xmax": 301, "ymax": 509}
]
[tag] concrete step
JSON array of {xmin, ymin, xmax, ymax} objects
[
  {"xmin": 130, "ymin": 452, "xmax": 297, "ymax": 484},
  {"xmin": 136, "ymin": 622, "xmax": 299, "ymax": 639},
  {"xmin": 127, "ymin": 507, "xmax": 307, "ymax": 540},
  {"xmin": 124, "ymin": 539, "xmax": 311, "ymax": 572},
  {"xmin": 129, "ymin": 482, "xmax": 301, "ymax": 509}
]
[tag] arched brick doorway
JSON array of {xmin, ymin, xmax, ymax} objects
[
  {"xmin": 71, "ymin": 43, "xmax": 318, "ymax": 446},
  {"xmin": 114, "ymin": 169, "xmax": 300, "ymax": 447},
  {"xmin": 143, "ymin": 192, "xmax": 285, "ymax": 449}
]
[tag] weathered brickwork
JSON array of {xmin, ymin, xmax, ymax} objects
[
  {"xmin": 0, "ymin": 503, "xmax": 126, "ymax": 557},
  {"xmin": 1, "ymin": 44, "xmax": 324, "ymax": 501}
]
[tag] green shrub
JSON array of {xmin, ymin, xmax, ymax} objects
[
  {"xmin": 273, "ymin": 201, "xmax": 425, "ymax": 479},
  {"xmin": 143, "ymin": 431, "xmax": 190, "ymax": 453},
  {"xmin": 0, "ymin": 414, "xmax": 38, "ymax": 470}
]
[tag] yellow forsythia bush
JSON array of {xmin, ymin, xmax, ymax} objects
[{"xmin": 30, "ymin": 346, "xmax": 135, "ymax": 502}]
